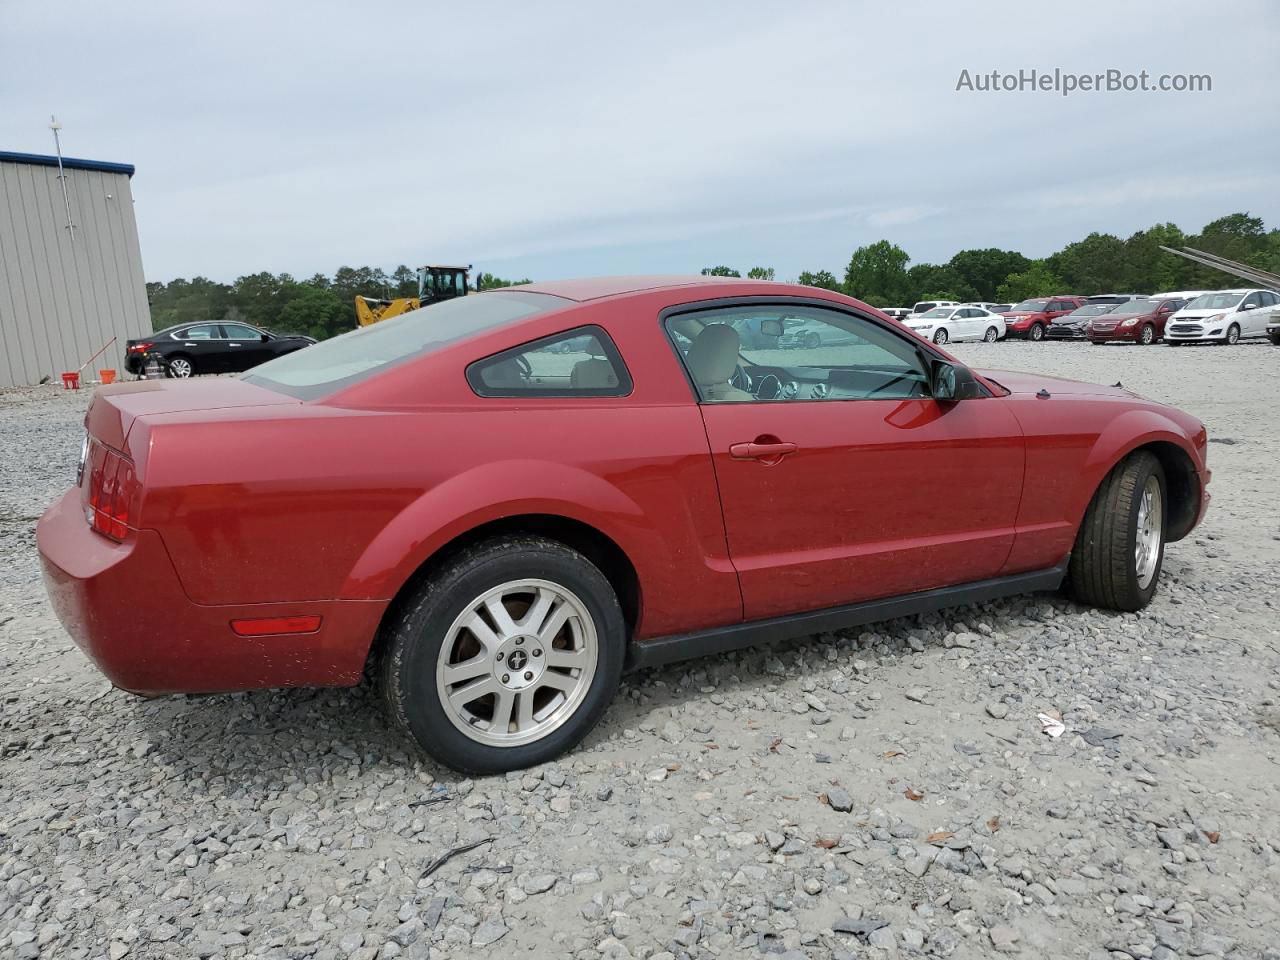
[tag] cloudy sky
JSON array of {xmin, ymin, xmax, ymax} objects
[{"xmin": 3, "ymin": 0, "xmax": 1278, "ymax": 284}]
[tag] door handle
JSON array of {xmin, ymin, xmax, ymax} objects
[{"xmin": 730, "ymin": 440, "xmax": 797, "ymax": 462}]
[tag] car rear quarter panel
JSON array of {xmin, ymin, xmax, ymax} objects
[{"xmin": 1001, "ymin": 394, "xmax": 1206, "ymax": 571}]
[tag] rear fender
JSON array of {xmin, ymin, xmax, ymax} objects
[{"xmin": 339, "ymin": 459, "xmax": 650, "ymax": 601}]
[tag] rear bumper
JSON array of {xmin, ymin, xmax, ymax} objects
[{"xmin": 37, "ymin": 490, "xmax": 384, "ymax": 695}]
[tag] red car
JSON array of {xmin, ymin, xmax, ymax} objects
[
  {"xmin": 1086, "ymin": 297, "xmax": 1188, "ymax": 345},
  {"xmin": 1002, "ymin": 296, "xmax": 1086, "ymax": 341},
  {"xmin": 38, "ymin": 277, "xmax": 1211, "ymax": 773}
]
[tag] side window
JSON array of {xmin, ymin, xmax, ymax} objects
[
  {"xmin": 1259, "ymin": 292, "xmax": 1277, "ymax": 307},
  {"xmin": 466, "ymin": 325, "xmax": 632, "ymax": 398},
  {"xmin": 1242, "ymin": 293, "xmax": 1261, "ymax": 310},
  {"xmin": 177, "ymin": 324, "xmax": 218, "ymax": 340},
  {"xmin": 222, "ymin": 323, "xmax": 261, "ymax": 339},
  {"xmin": 664, "ymin": 305, "xmax": 930, "ymax": 404}
]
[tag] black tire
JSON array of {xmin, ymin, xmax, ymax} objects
[
  {"xmin": 1068, "ymin": 451, "xmax": 1166, "ymax": 612},
  {"xmin": 933, "ymin": 328, "xmax": 949, "ymax": 345},
  {"xmin": 380, "ymin": 536, "xmax": 625, "ymax": 774},
  {"xmin": 1225, "ymin": 324, "xmax": 1240, "ymax": 345},
  {"xmin": 1091, "ymin": 340, "xmax": 1107, "ymax": 346},
  {"xmin": 1029, "ymin": 323, "xmax": 1045, "ymax": 342},
  {"xmin": 1167, "ymin": 341, "xmax": 1185, "ymax": 347}
]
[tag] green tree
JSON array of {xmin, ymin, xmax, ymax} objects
[
  {"xmin": 700, "ymin": 265, "xmax": 741, "ymax": 277},
  {"xmin": 1046, "ymin": 233, "xmax": 1127, "ymax": 295},
  {"xmin": 903, "ymin": 264, "xmax": 977, "ymax": 304},
  {"xmin": 996, "ymin": 262, "xmax": 1065, "ymax": 302},
  {"xmin": 476, "ymin": 272, "xmax": 530, "ymax": 289},
  {"xmin": 843, "ymin": 240, "xmax": 911, "ymax": 305},
  {"xmin": 746, "ymin": 266, "xmax": 775, "ymax": 281},
  {"xmin": 947, "ymin": 248, "xmax": 1031, "ymax": 301},
  {"xmin": 1120, "ymin": 223, "xmax": 1191, "ymax": 292},
  {"xmin": 797, "ymin": 270, "xmax": 840, "ymax": 290},
  {"xmin": 277, "ymin": 285, "xmax": 349, "ymax": 340}
]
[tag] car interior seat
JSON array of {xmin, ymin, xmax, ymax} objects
[{"xmin": 685, "ymin": 324, "xmax": 752, "ymax": 402}]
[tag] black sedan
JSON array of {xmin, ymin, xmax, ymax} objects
[{"xmin": 124, "ymin": 322, "xmax": 314, "ymax": 378}]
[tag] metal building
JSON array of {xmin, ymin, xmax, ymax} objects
[{"xmin": 0, "ymin": 150, "xmax": 151, "ymax": 388}]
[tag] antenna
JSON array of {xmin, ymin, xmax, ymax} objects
[{"xmin": 49, "ymin": 115, "xmax": 76, "ymax": 239}]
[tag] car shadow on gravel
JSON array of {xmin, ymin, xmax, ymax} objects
[{"xmin": 116, "ymin": 592, "xmax": 1068, "ymax": 784}]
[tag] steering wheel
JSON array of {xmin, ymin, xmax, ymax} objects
[
  {"xmin": 516, "ymin": 355, "xmax": 533, "ymax": 380},
  {"xmin": 730, "ymin": 364, "xmax": 753, "ymax": 394},
  {"xmin": 753, "ymin": 373, "xmax": 782, "ymax": 400}
]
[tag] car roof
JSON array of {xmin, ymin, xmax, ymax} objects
[{"xmin": 508, "ymin": 275, "xmax": 765, "ymax": 302}]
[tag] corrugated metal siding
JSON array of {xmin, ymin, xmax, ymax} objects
[{"xmin": 0, "ymin": 160, "xmax": 151, "ymax": 387}]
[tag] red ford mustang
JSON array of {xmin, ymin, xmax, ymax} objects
[{"xmin": 38, "ymin": 277, "xmax": 1211, "ymax": 773}]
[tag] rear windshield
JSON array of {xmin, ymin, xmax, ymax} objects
[{"xmin": 244, "ymin": 291, "xmax": 570, "ymax": 399}]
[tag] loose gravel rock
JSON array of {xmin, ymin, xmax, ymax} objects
[{"xmin": 3, "ymin": 341, "xmax": 1280, "ymax": 959}]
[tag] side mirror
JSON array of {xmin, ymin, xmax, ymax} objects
[
  {"xmin": 261, "ymin": 333, "xmax": 270, "ymax": 341},
  {"xmin": 931, "ymin": 360, "xmax": 984, "ymax": 402}
]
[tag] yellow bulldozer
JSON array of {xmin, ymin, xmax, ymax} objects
[{"xmin": 354, "ymin": 264, "xmax": 473, "ymax": 327}]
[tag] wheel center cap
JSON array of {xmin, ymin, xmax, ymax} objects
[{"xmin": 495, "ymin": 636, "xmax": 543, "ymax": 689}]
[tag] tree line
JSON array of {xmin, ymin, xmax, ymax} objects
[
  {"xmin": 708, "ymin": 213, "xmax": 1279, "ymax": 307},
  {"xmin": 147, "ymin": 213, "xmax": 1277, "ymax": 340},
  {"xmin": 145, "ymin": 267, "xmax": 529, "ymax": 340}
]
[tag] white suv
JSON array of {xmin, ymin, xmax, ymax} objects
[{"xmin": 1165, "ymin": 289, "xmax": 1280, "ymax": 345}]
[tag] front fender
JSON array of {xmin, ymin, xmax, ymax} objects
[
  {"xmin": 338, "ymin": 459, "xmax": 650, "ymax": 601},
  {"xmin": 1070, "ymin": 407, "xmax": 1203, "ymax": 526}
]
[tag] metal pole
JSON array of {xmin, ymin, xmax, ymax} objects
[{"xmin": 49, "ymin": 116, "xmax": 76, "ymax": 239}]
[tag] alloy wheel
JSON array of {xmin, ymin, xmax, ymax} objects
[
  {"xmin": 984, "ymin": 327, "xmax": 998, "ymax": 342},
  {"xmin": 1226, "ymin": 324, "xmax": 1240, "ymax": 345},
  {"xmin": 933, "ymin": 328, "xmax": 949, "ymax": 344},
  {"xmin": 167, "ymin": 357, "xmax": 193, "ymax": 378},
  {"xmin": 1030, "ymin": 324, "xmax": 1045, "ymax": 341},
  {"xmin": 1134, "ymin": 476, "xmax": 1163, "ymax": 590},
  {"xmin": 1140, "ymin": 325, "xmax": 1155, "ymax": 345},
  {"xmin": 435, "ymin": 579, "xmax": 598, "ymax": 747}
]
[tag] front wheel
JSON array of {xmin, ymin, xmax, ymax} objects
[
  {"xmin": 1139, "ymin": 324, "xmax": 1156, "ymax": 345},
  {"xmin": 381, "ymin": 536, "xmax": 625, "ymax": 774},
  {"xmin": 983, "ymin": 326, "xmax": 999, "ymax": 343},
  {"xmin": 1068, "ymin": 451, "xmax": 1166, "ymax": 612},
  {"xmin": 1029, "ymin": 323, "xmax": 1045, "ymax": 342},
  {"xmin": 932, "ymin": 328, "xmax": 949, "ymax": 345},
  {"xmin": 1225, "ymin": 324, "xmax": 1240, "ymax": 345}
]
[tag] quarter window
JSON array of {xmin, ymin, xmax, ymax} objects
[
  {"xmin": 467, "ymin": 325, "xmax": 632, "ymax": 398},
  {"xmin": 665, "ymin": 305, "xmax": 930, "ymax": 403}
]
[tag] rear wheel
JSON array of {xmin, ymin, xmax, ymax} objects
[
  {"xmin": 165, "ymin": 355, "xmax": 194, "ymax": 378},
  {"xmin": 933, "ymin": 328, "xmax": 949, "ymax": 345},
  {"xmin": 1139, "ymin": 324, "xmax": 1156, "ymax": 345},
  {"xmin": 983, "ymin": 326, "xmax": 999, "ymax": 343},
  {"xmin": 1225, "ymin": 323, "xmax": 1240, "ymax": 345},
  {"xmin": 1029, "ymin": 323, "xmax": 1045, "ymax": 342},
  {"xmin": 381, "ymin": 536, "xmax": 625, "ymax": 774},
  {"xmin": 1068, "ymin": 451, "xmax": 1166, "ymax": 612}
]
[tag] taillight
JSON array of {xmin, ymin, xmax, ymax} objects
[
  {"xmin": 84, "ymin": 443, "xmax": 138, "ymax": 542},
  {"xmin": 127, "ymin": 342, "xmax": 154, "ymax": 353}
]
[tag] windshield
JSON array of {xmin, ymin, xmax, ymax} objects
[
  {"xmin": 1010, "ymin": 299, "xmax": 1049, "ymax": 312},
  {"xmin": 1108, "ymin": 298, "xmax": 1157, "ymax": 315},
  {"xmin": 1065, "ymin": 304, "xmax": 1118, "ymax": 319},
  {"xmin": 920, "ymin": 308, "xmax": 952, "ymax": 319},
  {"xmin": 1184, "ymin": 292, "xmax": 1245, "ymax": 310},
  {"xmin": 244, "ymin": 291, "xmax": 569, "ymax": 399}
]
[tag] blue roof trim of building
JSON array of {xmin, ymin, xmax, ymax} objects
[{"xmin": 0, "ymin": 150, "xmax": 135, "ymax": 178}]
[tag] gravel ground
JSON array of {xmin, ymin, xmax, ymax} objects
[{"xmin": 2, "ymin": 341, "xmax": 1279, "ymax": 960}]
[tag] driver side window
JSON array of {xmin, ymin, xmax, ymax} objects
[{"xmin": 665, "ymin": 305, "xmax": 929, "ymax": 403}]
